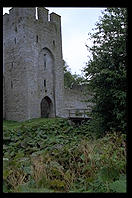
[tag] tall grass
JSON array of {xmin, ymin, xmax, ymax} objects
[{"xmin": 3, "ymin": 118, "xmax": 126, "ymax": 192}]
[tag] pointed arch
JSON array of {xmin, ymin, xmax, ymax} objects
[
  {"xmin": 38, "ymin": 47, "xmax": 55, "ymax": 72},
  {"xmin": 40, "ymin": 96, "xmax": 53, "ymax": 118},
  {"xmin": 39, "ymin": 47, "xmax": 55, "ymax": 62}
]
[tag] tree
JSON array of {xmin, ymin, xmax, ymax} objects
[
  {"xmin": 63, "ymin": 60, "xmax": 85, "ymax": 88},
  {"xmin": 84, "ymin": 8, "xmax": 127, "ymax": 133}
]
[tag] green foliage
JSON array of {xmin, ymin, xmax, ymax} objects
[
  {"xmin": 99, "ymin": 166, "xmax": 120, "ymax": 182},
  {"xmin": 3, "ymin": 118, "xmax": 126, "ymax": 192},
  {"xmin": 109, "ymin": 174, "xmax": 126, "ymax": 192},
  {"xmin": 84, "ymin": 8, "xmax": 127, "ymax": 133},
  {"xmin": 63, "ymin": 60, "xmax": 85, "ymax": 88}
]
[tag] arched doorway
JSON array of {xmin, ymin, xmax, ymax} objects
[{"xmin": 40, "ymin": 96, "xmax": 52, "ymax": 118}]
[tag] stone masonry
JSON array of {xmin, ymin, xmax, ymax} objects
[{"xmin": 3, "ymin": 7, "xmax": 90, "ymax": 121}]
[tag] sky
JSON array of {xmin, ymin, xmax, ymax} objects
[{"xmin": 3, "ymin": 7, "xmax": 105, "ymax": 75}]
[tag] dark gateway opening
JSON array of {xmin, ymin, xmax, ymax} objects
[{"xmin": 41, "ymin": 96, "xmax": 52, "ymax": 118}]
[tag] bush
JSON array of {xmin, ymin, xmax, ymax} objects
[{"xmin": 3, "ymin": 118, "xmax": 126, "ymax": 192}]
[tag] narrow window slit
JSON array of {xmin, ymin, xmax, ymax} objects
[
  {"xmin": 36, "ymin": 35, "xmax": 38, "ymax": 42},
  {"xmin": 44, "ymin": 80, "xmax": 46, "ymax": 87},
  {"xmin": 53, "ymin": 40, "xmax": 55, "ymax": 47},
  {"xmin": 44, "ymin": 54, "xmax": 46, "ymax": 69},
  {"xmin": 11, "ymin": 81, "xmax": 13, "ymax": 89}
]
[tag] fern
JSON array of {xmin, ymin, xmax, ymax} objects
[{"xmin": 109, "ymin": 175, "xmax": 126, "ymax": 192}]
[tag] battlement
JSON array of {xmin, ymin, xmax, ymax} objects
[
  {"xmin": 50, "ymin": 12, "xmax": 61, "ymax": 23},
  {"xmin": 9, "ymin": 7, "xmax": 36, "ymax": 19},
  {"xmin": 37, "ymin": 7, "xmax": 61, "ymax": 26},
  {"xmin": 3, "ymin": 13, "xmax": 9, "ymax": 26},
  {"xmin": 37, "ymin": 7, "xmax": 49, "ymax": 21},
  {"xmin": 3, "ymin": 7, "xmax": 61, "ymax": 27},
  {"xmin": 3, "ymin": 7, "xmax": 36, "ymax": 30}
]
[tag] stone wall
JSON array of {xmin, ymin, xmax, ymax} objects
[
  {"xmin": 3, "ymin": 76, "xmax": 5, "ymax": 119},
  {"xmin": 3, "ymin": 7, "xmax": 64, "ymax": 121},
  {"xmin": 64, "ymin": 85, "xmax": 93, "ymax": 117},
  {"xmin": 3, "ymin": 9, "xmax": 30, "ymax": 121},
  {"xmin": 3, "ymin": 7, "xmax": 91, "ymax": 122}
]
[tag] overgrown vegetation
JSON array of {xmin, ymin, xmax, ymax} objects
[
  {"xmin": 3, "ymin": 7, "xmax": 127, "ymax": 193},
  {"xmin": 3, "ymin": 118, "xmax": 126, "ymax": 192},
  {"xmin": 84, "ymin": 8, "xmax": 127, "ymax": 133}
]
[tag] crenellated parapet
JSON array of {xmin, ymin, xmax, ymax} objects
[
  {"xmin": 50, "ymin": 12, "xmax": 61, "ymax": 24},
  {"xmin": 3, "ymin": 13, "xmax": 9, "ymax": 25},
  {"xmin": 3, "ymin": 7, "xmax": 36, "ymax": 27},
  {"xmin": 9, "ymin": 7, "xmax": 36, "ymax": 19},
  {"xmin": 3, "ymin": 7, "xmax": 61, "ymax": 27},
  {"xmin": 37, "ymin": 7, "xmax": 49, "ymax": 22}
]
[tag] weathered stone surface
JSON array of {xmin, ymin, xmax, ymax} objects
[
  {"xmin": 64, "ymin": 85, "xmax": 92, "ymax": 117},
  {"xmin": 3, "ymin": 7, "xmax": 91, "ymax": 121}
]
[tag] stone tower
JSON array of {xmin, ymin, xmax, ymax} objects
[{"xmin": 3, "ymin": 7, "xmax": 64, "ymax": 121}]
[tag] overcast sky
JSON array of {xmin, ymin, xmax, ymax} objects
[{"xmin": 3, "ymin": 7, "xmax": 105, "ymax": 75}]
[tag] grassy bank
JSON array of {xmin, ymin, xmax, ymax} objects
[{"xmin": 3, "ymin": 118, "xmax": 126, "ymax": 192}]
